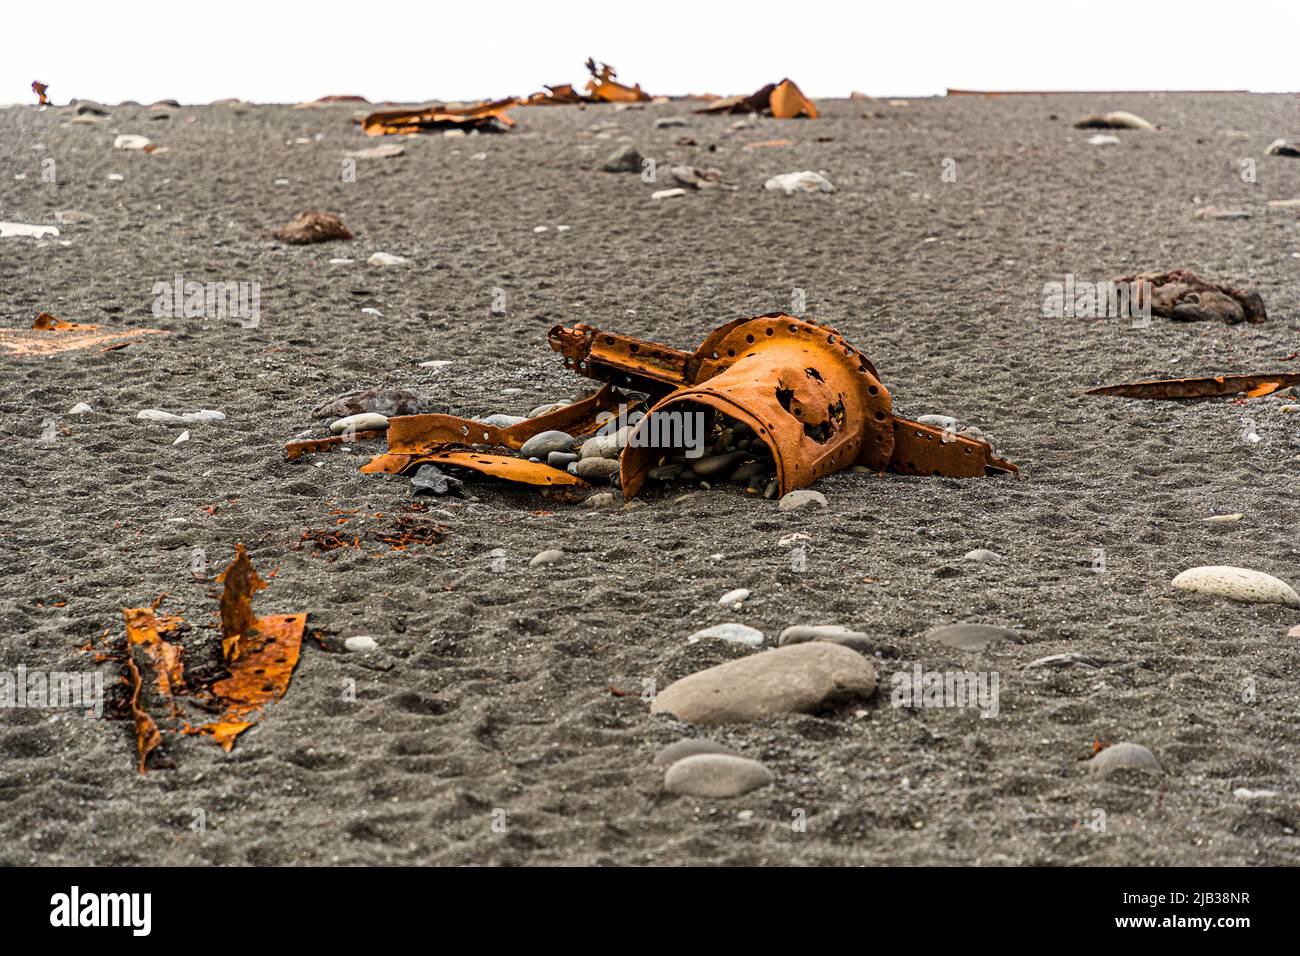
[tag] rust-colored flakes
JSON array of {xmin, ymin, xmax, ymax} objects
[
  {"xmin": 271, "ymin": 211, "xmax": 353, "ymax": 245},
  {"xmin": 696, "ymin": 79, "xmax": 818, "ymax": 119},
  {"xmin": 1087, "ymin": 373, "xmax": 1300, "ymax": 400},
  {"xmin": 361, "ymin": 98, "xmax": 516, "ymax": 136},
  {"xmin": 116, "ymin": 546, "xmax": 307, "ymax": 769}
]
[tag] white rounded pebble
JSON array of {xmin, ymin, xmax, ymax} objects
[
  {"xmin": 1202, "ymin": 513, "xmax": 1243, "ymax": 523},
  {"xmin": 529, "ymin": 549, "xmax": 565, "ymax": 567},
  {"xmin": 68, "ymin": 403, "xmax": 93, "ymax": 415},
  {"xmin": 664, "ymin": 754, "xmax": 773, "ymax": 798},
  {"xmin": 172, "ymin": 430, "xmax": 190, "ymax": 445},
  {"xmin": 367, "ymin": 252, "xmax": 408, "ymax": 266},
  {"xmin": 963, "ymin": 548, "xmax": 1003, "ymax": 563},
  {"xmin": 344, "ymin": 636, "xmax": 378, "ymax": 653},
  {"xmin": 718, "ymin": 588, "xmax": 750, "ymax": 606},
  {"xmin": 113, "ymin": 134, "xmax": 152, "ymax": 150},
  {"xmin": 1172, "ymin": 566, "xmax": 1300, "ymax": 608}
]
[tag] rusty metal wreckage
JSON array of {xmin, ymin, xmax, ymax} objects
[{"xmin": 348, "ymin": 314, "xmax": 1019, "ymax": 498}]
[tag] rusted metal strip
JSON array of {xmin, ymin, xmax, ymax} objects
[
  {"xmin": 1087, "ymin": 373, "xmax": 1300, "ymax": 400},
  {"xmin": 284, "ymin": 430, "xmax": 385, "ymax": 460},
  {"xmin": 411, "ymin": 451, "xmax": 589, "ymax": 488}
]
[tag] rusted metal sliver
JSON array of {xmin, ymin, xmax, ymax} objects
[
  {"xmin": 383, "ymin": 383, "xmax": 622, "ymax": 457},
  {"xmin": 1087, "ymin": 373, "xmax": 1300, "ymax": 400},
  {"xmin": 412, "ymin": 451, "xmax": 589, "ymax": 488},
  {"xmin": 695, "ymin": 79, "xmax": 818, "ymax": 119},
  {"xmin": 549, "ymin": 325, "xmax": 693, "ymax": 393},
  {"xmin": 888, "ymin": 419, "xmax": 1018, "ymax": 477}
]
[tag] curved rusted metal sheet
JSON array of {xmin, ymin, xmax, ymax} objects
[
  {"xmin": 621, "ymin": 316, "xmax": 893, "ymax": 497},
  {"xmin": 550, "ymin": 314, "xmax": 1018, "ymax": 498},
  {"xmin": 361, "ymin": 98, "xmax": 517, "ymax": 136}
]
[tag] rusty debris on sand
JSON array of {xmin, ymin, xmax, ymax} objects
[
  {"xmin": 1087, "ymin": 373, "xmax": 1300, "ymax": 400},
  {"xmin": 524, "ymin": 59, "xmax": 652, "ymax": 106},
  {"xmin": 550, "ymin": 314, "xmax": 1017, "ymax": 498},
  {"xmin": 115, "ymin": 545, "xmax": 307, "ymax": 771},
  {"xmin": 696, "ymin": 79, "xmax": 818, "ymax": 119},
  {"xmin": 361, "ymin": 98, "xmax": 516, "ymax": 136},
  {"xmin": 1, "ymin": 314, "xmax": 167, "ymax": 357},
  {"xmin": 32, "ymin": 80, "xmax": 48, "ymax": 105},
  {"xmin": 1120, "ymin": 268, "xmax": 1266, "ymax": 324},
  {"xmin": 271, "ymin": 211, "xmax": 353, "ymax": 245}
]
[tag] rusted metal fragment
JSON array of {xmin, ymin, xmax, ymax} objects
[
  {"xmin": 888, "ymin": 419, "xmax": 1019, "ymax": 477},
  {"xmin": 1087, "ymin": 373, "xmax": 1300, "ymax": 400},
  {"xmin": 284, "ymin": 430, "xmax": 384, "ymax": 460},
  {"xmin": 0, "ymin": 326, "xmax": 167, "ymax": 357},
  {"xmin": 696, "ymin": 79, "xmax": 818, "ymax": 119},
  {"xmin": 525, "ymin": 60, "xmax": 651, "ymax": 106},
  {"xmin": 33, "ymin": 81, "xmax": 48, "ymax": 105},
  {"xmin": 361, "ymin": 98, "xmax": 516, "ymax": 136},
  {"xmin": 584, "ymin": 58, "xmax": 651, "ymax": 103},
  {"xmin": 216, "ymin": 543, "xmax": 267, "ymax": 662},
  {"xmin": 121, "ymin": 606, "xmax": 186, "ymax": 773},
  {"xmin": 386, "ymin": 383, "xmax": 621, "ymax": 454},
  {"xmin": 33, "ymin": 312, "xmax": 97, "ymax": 331},
  {"xmin": 407, "ymin": 451, "xmax": 589, "ymax": 488},
  {"xmin": 560, "ymin": 314, "xmax": 1015, "ymax": 498},
  {"xmin": 360, "ymin": 452, "xmax": 416, "ymax": 474},
  {"xmin": 203, "ymin": 610, "xmax": 307, "ymax": 752},
  {"xmin": 1119, "ymin": 269, "xmax": 1266, "ymax": 324}
]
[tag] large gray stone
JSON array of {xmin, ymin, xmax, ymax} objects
[
  {"xmin": 663, "ymin": 754, "xmax": 773, "ymax": 797},
  {"xmin": 651, "ymin": 642, "xmax": 876, "ymax": 725}
]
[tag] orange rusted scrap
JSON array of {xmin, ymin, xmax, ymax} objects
[
  {"xmin": 361, "ymin": 98, "xmax": 516, "ymax": 136},
  {"xmin": 1087, "ymin": 373, "xmax": 1300, "ymax": 400},
  {"xmin": 32, "ymin": 312, "xmax": 97, "ymax": 331},
  {"xmin": 116, "ymin": 546, "xmax": 306, "ymax": 768},
  {"xmin": 549, "ymin": 314, "xmax": 1017, "ymax": 499},
  {"xmin": 524, "ymin": 60, "xmax": 651, "ymax": 106},
  {"xmin": 1120, "ymin": 269, "xmax": 1266, "ymax": 324},
  {"xmin": 584, "ymin": 58, "xmax": 651, "ymax": 103},
  {"xmin": 284, "ymin": 430, "xmax": 384, "ymax": 460},
  {"xmin": 272, "ymin": 210, "xmax": 352, "ymax": 245},
  {"xmin": 32, "ymin": 80, "xmax": 48, "ymax": 105},
  {"xmin": 696, "ymin": 79, "xmax": 818, "ymax": 119}
]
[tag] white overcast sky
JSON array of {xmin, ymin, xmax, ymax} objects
[{"xmin": 6, "ymin": 0, "xmax": 1299, "ymax": 105}]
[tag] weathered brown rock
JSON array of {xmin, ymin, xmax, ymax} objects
[
  {"xmin": 651, "ymin": 642, "xmax": 876, "ymax": 725},
  {"xmin": 1117, "ymin": 268, "xmax": 1266, "ymax": 324},
  {"xmin": 271, "ymin": 210, "xmax": 353, "ymax": 245}
]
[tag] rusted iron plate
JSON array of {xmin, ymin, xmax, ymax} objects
[
  {"xmin": 1087, "ymin": 373, "xmax": 1300, "ymax": 400},
  {"xmin": 361, "ymin": 98, "xmax": 516, "ymax": 136},
  {"xmin": 284, "ymin": 430, "xmax": 384, "ymax": 460},
  {"xmin": 552, "ymin": 314, "xmax": 1016, "ymax": 497},
  {"xmin": 409, "ymin": 451, "xmax": 589, "ymax": 488},
  {"xmin": 360, "ymin": 452, "xmax": 417, "ymax": 474},
  {"xmin": 887, "ymin": 419, "xmax": 1019, "ymax": 477}
]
